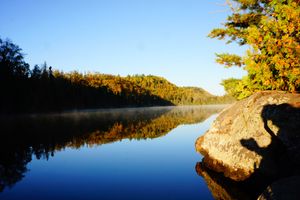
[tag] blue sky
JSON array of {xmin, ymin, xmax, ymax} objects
[{"xmin": 1, "ymin": 0, "xmax": 246, "ymax": 95}]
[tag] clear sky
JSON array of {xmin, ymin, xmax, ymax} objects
[{"xmin": 1, "ymin": 0, "xmax": 246, "ymax": 95}]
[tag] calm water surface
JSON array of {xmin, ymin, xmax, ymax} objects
[{"xmin": 0, "ymin": 105, "xmax": 226, "ymax": 200}]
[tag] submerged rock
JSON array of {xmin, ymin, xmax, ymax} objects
[
  {"xmin": 258, "ymin": 176, "xmax": 300, "ymax": 200},
  {"xmin": 195, "ymin": 91, "xmax": 300, "ymax": 181},
  {"xmin": 195, "ymin": 162, "xmax": 255, "ymax": 200},
  {"xmin": 196, "ymin": 161, "xmax": 300, "ymax": 200}
]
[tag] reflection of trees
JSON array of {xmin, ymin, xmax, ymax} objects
[
  {"xmin": 0, "ymin": 148, "xmax": 32, "ymax": 192},
  {"xmin": 0, "ymin": 106, "xmax": 224, "ymax": 192},
  {"xmin": 66, "ymin": 106, "xmax": 224, "ymax": 149}
]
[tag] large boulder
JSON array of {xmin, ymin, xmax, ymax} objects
[{"xmin": 195, "ymin": 91, "xmax": 300, "ymax": 181}]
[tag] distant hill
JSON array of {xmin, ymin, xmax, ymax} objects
[
  {"xmin": 0, "ymin": 38, "xmax": 233, "ymax": 113},
  {"xmin": 125, "ymin": 75, "xmax": 233, "ymax": 105},
  {"xmin": 60, "ymin": 72, "xmax": 234, "ymax": 106}
]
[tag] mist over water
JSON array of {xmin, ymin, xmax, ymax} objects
[{"xmin": 0, "ymin": 105, "xmax": 226, "ymax": 199}]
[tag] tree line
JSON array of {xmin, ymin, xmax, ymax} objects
[{"xmin": 0, "ymin": 38, "xmax": 233, "ymax": 113}]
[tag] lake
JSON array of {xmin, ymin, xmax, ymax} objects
[{"xmin": 0, "ymin": 105, "xmax": 226, "ymax": 200}]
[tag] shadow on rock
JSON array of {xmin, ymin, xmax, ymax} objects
[
  {"xmin": 239, "ymin": 103, "xmax": 300, "ymax": 199},
  {"xmin": 195, "ymin": 92, "xmax": 300, "ymax": 199},
  {"xmin": 241, "ymin": 103, "xmax": 300, "ymax": 179}
]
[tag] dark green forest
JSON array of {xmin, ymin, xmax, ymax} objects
[{"xmin": 0, "ymin": 38, "xmax": 233, "ymax": 113}]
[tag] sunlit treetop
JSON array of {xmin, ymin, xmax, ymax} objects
[{"xmin": 210, "ymin": 0, "xmax": 300, "ymax": 99}]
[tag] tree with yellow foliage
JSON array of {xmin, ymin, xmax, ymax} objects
[{"xmin": 211, "ymin": 0, "xmax": 300, "ymax": 99}]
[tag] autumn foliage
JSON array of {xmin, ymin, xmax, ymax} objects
[
  {"xmin": 210, "ymin": 0, "xmax": 300, "ymax": 99},
  {"xmin": 0, "ymin": 38, "xmax": 233, "ymax": 113}
]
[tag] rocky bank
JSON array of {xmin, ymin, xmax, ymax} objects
[{"xmin": 195, "ymin": 91, "xmax": 300, "ymax": 198}]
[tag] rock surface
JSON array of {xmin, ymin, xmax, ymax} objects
[{"xmin": 195, "ymin": 91, "xmax": 300, "ymax": 181}]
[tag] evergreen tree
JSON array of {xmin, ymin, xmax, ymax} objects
[{"xmin": 0, "ymin": 38, "xmax": 30, "ymax": 81}]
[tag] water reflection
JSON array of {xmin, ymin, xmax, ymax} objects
[
  {"xmin": 195, "ymin": 161, "xmax": 272, "ymax": 200},
  {"xmin": 0, "ymin": 105, "xmax": 224, "ymax": 192},
  {"xmin": 195, "ymin": 162, "xmax": 254, "ymax": 200}
]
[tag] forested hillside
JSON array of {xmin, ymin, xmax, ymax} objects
[
  {"xmin": 0, "ymin": 38, "xmax": 233, "ymax": 113},
  {"xmin": 54, "ymin": 71, "xmax": 234, "ymax": 107},
  {"xmin": 125, "ymin": 75, "xmax": 233, "ymax": 105}
]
